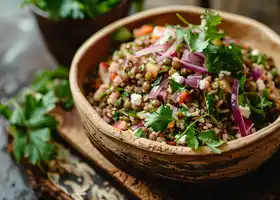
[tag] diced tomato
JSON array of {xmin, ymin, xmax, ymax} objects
[
  {"xmin": 167, "ymin": 141, "xmax": 176, "ymax": 145},
  {"xmin": 114, "ymin": 120, "xmax": 127, "ymax": 130},
  {"xmin": 178, "ymin": 91, "xmax": 189, "ymax": 104},
  {"xmin": 99, "ymin": 62, "xmax": 109, "ymax": 69},
  {"xmin": 99, "ymin": 62, "xmax": 109, "ymax": 84},
  {"xmin": 152, "ymin": 26, "xmax": 165, "ymax": 40},
  {"xmin": 134, "ymin": 25, "xmax": 154, "ymax": 37},
  {"xmin": 110, "ymin": 73, "xmax": 117, "ymax": 82}
]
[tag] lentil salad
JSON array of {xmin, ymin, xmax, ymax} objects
[{"xmin": 84, "ymin": 10, "xmax": 280, "ymax": 153}]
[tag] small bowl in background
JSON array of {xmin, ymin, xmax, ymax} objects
[{"xmin": 31, "ymin": 0, "xmax": 131, "ymax": 66}]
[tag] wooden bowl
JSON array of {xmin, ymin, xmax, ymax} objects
[
  {"xmin": 70, "ymin": 5, "xmax": 280, "ymax": 182},
  {"xmin": 31, "ymin": 0, "xmax": 131, "ymax": 66}
]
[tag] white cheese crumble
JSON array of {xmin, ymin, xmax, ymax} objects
[
  {"xmin": 177, "ymin": 135, "xmax": 186, "ymax": 145},
  {"xmin": 131, "ymin": 93, "xmax": 142, "ymax": 106},
  {"xmin": 218, "ymin": 70, "xmax": 231, "ymax": 78},
  {"xmin": 171, "ymin": 72, "xmax": 183, "ymax": 83},
  {"xmin": 238, "ymin": 105, "xmax": 251, "ymax": 119},
  {"xmin": 158, "ymin": 28, "xmax": 176, "ymax": 45},
  {"xmin": 199, "ymin": 79, "xmax": 206, "ymax": 90},
  {"xmin": 251, "ymin": 49, "xmax": 260, "ymax": 56},
  {"xmin": 256, "ymin": 79, "xmax": 266, "ymax": 91}
]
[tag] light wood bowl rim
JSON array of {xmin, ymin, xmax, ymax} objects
[{"xmin": 70, "ymin": 5, "xmax": 280, "ymax": 156}]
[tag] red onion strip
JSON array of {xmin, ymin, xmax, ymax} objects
[
  {"xmin": 135, "ymin": 44, "xmax": 170, "ymax": 57},
  {"xmin": 231, "ymin": 79, "xmax": 247, "ymax": 137},
  {"xmin": 177, "ymin": 58, "xmax": 208, "ymax": 74}
]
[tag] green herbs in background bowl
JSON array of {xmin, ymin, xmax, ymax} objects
[
  {"xmin": 22, "ymin": 0, "xmax": 144, "ymax": 20},
  {"xmin": 0, "ymin": 67, "xmax": 73, "ymax": 167}
]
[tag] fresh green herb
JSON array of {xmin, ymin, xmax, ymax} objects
[
  {"xmin": 0, "ymin": 93, "xmax": 58, "ymax": 165},
  {"xmin": 205, "ymin": 43, "xmax": 243, "ymax": 74},
  {"xmin": 112, "ymin": 27, "xmax": 132, "ymax": 43},
  {"xmin": 263, "ymin": 89, "xmax": 270, "ymax": 98},
  {"xmin": 113, "ymin": 111, "xmax": 119, "ymax": 122},
  {"xmin": 176, "ymin": 11, "xmax": 243, "ymax": 74},
  {"xmin": 175, "ymin": 113, "xmax": 209, "ymax": 142},
  {"xmin": 134, "ymin": 128, "xmax": 146, "ymax": 138},
  {"xmin": 249, "ymin": 53, "xmax": 266, "ymax": 65},
  {"xmin": 271, "ymin": 69, "xmax": 279, "ymax": 79},
  {"xmin": 145, "ymin": 105, "xmax": 173, "ymax": 132},
  {"xmin": 178, "ymin": 10, "xmax": 224, "ymax": 53},
  {"xmin": 0, "ymin": 104, "xmax": 12, "ymax": 120},
  {"xmin": 170, "ymin": 79, "xmax": 184, "ymax": 93},
  {"xmin": 122, "ymin": 91, "xmax": 131, "ymax": 97},
  {"xmin": 159, "ymin": 66, "xmax": 171, "ymax": 74},
  {"xmin": 205, "ymin": 93, "xmax": 215, "ymax": 114},
  {"xmin": 151, "ymin": 76, "xmax": 162, "ymax": 87},
  {"xmin": 198, "ymin": 130, "xmax": 224, "ymax": 154},
  {"xmin": 32, "ymin": 66, "xmax": 73, "ymax": 110},
  {"xmin": 186, "ymin": 126, "xmax": 199, "ymax": 149},
  {"xmin": 22, "ymin": 0, "xmax": 143, "ymax": 20},
  {"xmin": 239, "ymin": 76, "xmax": 246, "ymax": 93}
]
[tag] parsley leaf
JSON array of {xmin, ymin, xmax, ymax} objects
[
  {"xmin": 249, "ymin": 53, "xmax": 266, "ymax": 65},
  {"xmin": 0, "ymin": 104, "xmax": 12, "ymax": 120},
  {"xmin": 183, "ymin": 10, "xmax": 224, "ymax": 52},
  {"xmin": 170, "ymin": 79, "xmax": 184, "ymax": 93},
  {"xmin": 134, "ymin": 128, "xmax": 146, "ymax": 138},
  {"xmin": 32, "ymin": 67, "xmax": 73, "ymax": 110},
  {"xmin": 205, "ymin": 93, "xmax": 215, "ymax": 114},
  {"xmin": 113, "ymin": 111, "xmax": 119, "ymax": 122},
  {"xmin": 206, "ymin": 43, "xmax": 243, "ymax": 74},
  {"xmin": 145, "ymin": 105, "xmax": 173, "ymax": 132},
  {"xmin": 186, "ymin": 126, "xmax": 199, "ymax": 149},
  {"xmin": 198, "ymin": 130, "xmax": 224, "ymax": 154},
  {"xmin": 151, "ymin": 76, "xmax": 162, "ymax": 87}
]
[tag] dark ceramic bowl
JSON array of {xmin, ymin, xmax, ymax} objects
[{"xmin": 31, "ymin": 0, "xmax": 131, "ymax": 66}]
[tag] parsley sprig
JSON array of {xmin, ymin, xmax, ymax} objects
[
  {"xmin": 176, "ymin": 11, "xmax": 243, "ymax": 74},
  {"xmin": 0, "ymin": 67, "xmax": 73, "ymax": 166}
]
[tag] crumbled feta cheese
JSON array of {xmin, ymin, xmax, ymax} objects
[
  {"xmin": 131, "ymin": 93, "xmax": 142, "ymax": 106},
  {"xmin": 171, "ymin": 72, "xmax": 183, "ymax": 83},
  {"xmin": 218, "ymin": 70, "xmax": 231, "ymax": 78},
  {"xmin": 177, "ymin": 135, "xmax": 186, "ymax": 145},
  {"xmin": 238, "ymin": 105, "xmax": 251, "ymax": 119},
  {"xmin": 199, "ymin": 79, "xmax": 206, "ymax": 90},
  {"xmin": 251, "ymin": 49, "xmax": 260, "ymax": 56},
  {"xmin": 256, "ymin": 79, "xmax": 266, "ymax": 91},
  {"xmin": 158, "ymin": 28, "xmax": 176, "ymax": 45}
]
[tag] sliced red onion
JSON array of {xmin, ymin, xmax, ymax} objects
[
  {"xmin": 187, "ymin": 75, "xmax": 202, "ymax": 79},
  {"xmin": 157, "ymin": 36, "xmax": 184, "ymax": 62},
  {"xmin": 252, "ymin": 68, "xmax": 263, "ymax": 80},
  {"xmin": 181, "ymin": 49, "xmax": 190, "ymax": 61},
  {"xmin": 170, "ymin": 105, "xmax": 179, "ymax": 116},
  {"xmin": 172, "ymin": 92, "xmax": 180, "ymax": 103},
  {"xmin": 182, "ymin": 52, "xmax": 205, "ymax": 66},
  {"xmin": 103, "ymin": 116, "xmax": 111, "ymax": 123},
  {"xmin": 231, "ymin": 79, "xmax": 247, "ymax": 137},
  {"xmin": 135, "ymin": 44, "xmax": 170, "ymax": 57},
  {"xmin": 149, "ymin": 77, "xmax": 169, "ymax": 99},
  {"xmin": 176, "ymin": 58, "xmax": 208, "ymax": 74},
  {"xmin": 159, "ymin": 91, "xmax": 168, "ymax": 102},
  {"xmin": 184, "ymin": 78, "xmax": 200, "ymax": 88},
  {"xmin": 131, "ymin": 123, "xmax": 143, "ymax": 131},
  {"xmin": 244, "ymin": 119, "xmax": 254, "ymax": 134}
]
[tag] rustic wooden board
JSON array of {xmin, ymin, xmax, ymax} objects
[
  {"xmin": 54, "ymin": 108, "xmax": 162, "ymax": 200},
  {"xmin": 54, "ymin": 107, "xmax": 280, "ymax": 200}
]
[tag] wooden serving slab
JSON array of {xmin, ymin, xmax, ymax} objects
[{"xmin": 55, "ymin": 108, "xmax": 280, "ymax": 200}]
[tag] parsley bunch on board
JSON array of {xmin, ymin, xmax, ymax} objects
[
  {"xmin": 176, "ymin": 10, "xmax": 244, "ymax": 75},
  {"xmin": 32, "ymin": 66, "xmax": 73, "ymax": 110},
  {"xmin": 0, "ymin": 67, "xmax": 74, "ymax": 166},
  {"xmin": 22, "ymin": 0, "xmax": 144, "ymax": 20}
]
